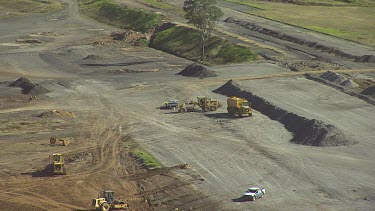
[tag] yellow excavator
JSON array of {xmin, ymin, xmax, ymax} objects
[
  {"xmin": 92, "ymin": 190, "xmax": 128, "ymax": 211},
  {"xmin": 197, "ymin": 96, "xmax": 221, "ymax": 112}
]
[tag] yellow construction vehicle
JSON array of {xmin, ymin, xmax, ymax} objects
[
  {"xmin": 196, "ymin": 96, "xmax": 221, "ymax": 112},
  {"xmin": 227, "ymin": 97, "xmax": 252, "ymax": 117},
  {"xmin": 178, "ymin": 100, "xmax": 199, "ymax": 113},
  {"xmin": 92, "ymin": 190, "xmax": 128, "ymax": 211},
  {"xmin": 49, "ymin": 153, "xmax": 66, "ymax": 175}
]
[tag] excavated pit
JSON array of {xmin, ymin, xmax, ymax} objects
[{"xmin": 214, "ymin": 80, "xmax": 355, "ymax": 146}]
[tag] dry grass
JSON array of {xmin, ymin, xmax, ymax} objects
[
  {"xmin": 0, "ymin": 0, "xmax": 63, "ymax": 19},
  {"xmin": 225, "ymin": 0, "xmax": 375, "ymax": 46}
]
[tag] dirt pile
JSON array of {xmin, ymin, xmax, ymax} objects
[
  {"xmin": 9, "ymin": 77, "xmax": 50, "ymax": 95},
  {"xmin": 361, "ymin": 86, "xmax": 375, "ymax": 97},
  {"xmin": 177, "ymin": 64, "xmax": 217, "ymax": 78},
  {"xmin": 111, "ymin": 30, "xmax": 148, "ymax": 46},
  {"xmin": 355, "ymin": 55, "xmax": 375, "ymax": 63},
  {"xmin": 340, "ymin": 79, "xmax": 359, "ymax": 88},
  {"xmin": 320, "ymin": 71, "xmax": 347, "ymax": 83},
  {"xmin": 83, "ymin": 54, "xmax": 102, "ymax": 60},
  {"xmin": 214, "ymin": 80, "xmax": 355, "ymax": 146},
  {"xmin": 38, "ymin": 110, "xmax": 76, "ymax": 118}
]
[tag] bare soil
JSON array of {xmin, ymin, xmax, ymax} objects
[{"xmin": 0, "ymin": 0, "xmax": 374, "ymax": 211}]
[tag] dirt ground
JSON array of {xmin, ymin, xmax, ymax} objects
[{"xmin": 0, "ymin": 0, "xmax": 374, "ymax": 211}]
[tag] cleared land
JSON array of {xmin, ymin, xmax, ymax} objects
[{"xmin": 0, "ymin": 0, "xmax": 374, "ymax": 210}]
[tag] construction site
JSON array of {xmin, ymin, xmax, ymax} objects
[{"xmin": 0, "ymin": 0, "xmax": 374, "ymax": 210}]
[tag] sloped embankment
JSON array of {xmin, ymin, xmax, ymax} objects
[
  {"xmin": 214, "ymin": 80, "xmax": 355, "ymax": 146},
  {"xmin": 150, "ymin": 24, "xmax": 258, "ymax": 65}
]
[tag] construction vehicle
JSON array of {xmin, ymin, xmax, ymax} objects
[
  {"xmin": 196, "ymin": 96, "xmax": 221, "ymax": 112},
  {"xmin": 92, "ymin": 190, "xmax": 128, "ymax": 211},
  {"xmin": 178, "ymin": 100, "xmax": 199, "ymax": 113},
  {"xmin": 50, "ymin": 137, "xmax": 70, "ymax": 146},
  {"xmin": 49, "ymin": 153, "xmax": 66, "ymax": 175},
  {"xmin": 227, "ymin": 97, "xmax": 252, "ymax": 117}
]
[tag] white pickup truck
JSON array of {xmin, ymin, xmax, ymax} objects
[{"xmin": 244, "ymin": 187, "xmax": 265, "ymax": 201}]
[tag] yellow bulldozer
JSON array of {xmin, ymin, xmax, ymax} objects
[
  {"xmin": 227, "ymin": 97, "xmax": 252, "ymax": 117},
  {"xmin": 49, "ymin": 153, "xmax": 66, "ymax": 175},
  {"xmin": 92, "ymin": 190, "xmax": 128, "ymax": 211}
]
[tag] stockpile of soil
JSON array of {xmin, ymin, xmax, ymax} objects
[
  {"xmin": 9, "ymin": 77, "xmax": 50, "ymax": 95},
  {"xmin": 361, "ymin": 86, "xmax": 375, "ymax": 97},
  {"xmin": 340, "ymin": 79, "xmax": 359, "ymax": 89},
  {"xmin": 83, "ymin": 54, "xmax": 102, "ymax": 60},
  {"xmin": 214, "ymin": 80, "xmax": 355, "ymax": 146},
  {"xmin": 177, "ymin": 64, "xmax": 217, "ymax": 78},
  {"xmin": 320, "ymin": 71, "xmax": 347, "ymax": 83},
  {"xmin": 355, "ymin": 55, "xmax": 375, "ymax": 63},
  {"xmin": 38, "ymin": 110, "xmax": 75, "ymax": 118}
]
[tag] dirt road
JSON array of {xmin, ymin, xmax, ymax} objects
[{"xmin": 0, "ymin": 0, "xmax": 374, "ymax": 210}]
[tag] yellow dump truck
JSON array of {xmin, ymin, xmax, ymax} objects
[
  {"xmin": 197, "ymin": 96, "xmax": 221, "ymax": 112},
  {"xmin": 227, "ymin": 97, "xmax": 252, "ymax": 117}
]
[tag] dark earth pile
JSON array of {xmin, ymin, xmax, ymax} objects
[
  {"xmin": 320, "ymin": 71, "xmax": 347, "ymax": 83},
  {"xmin": 178, "ymin": 64, "xmax": 217, "ymax": 78},
  {"xmin": 361, "ymin": 86, "xmax": 375, "ymax": 97},
  {"xmin": 9, "ymin": 77, "xmax": 50, "ymax": 95},
  {"xmin": 83, "ymin": 54, "xmax": 102, "ymax": 60},
  {"xmin": 214, "ymin": 80, "xmax": 355, "ymax": 146},
  {"xmin": 320, "ymin": 71, "xmax": 359, "ymax": 88},
  {"xmin": 355, "ymin": 55, "xmax": 375, "ymax": 63}
]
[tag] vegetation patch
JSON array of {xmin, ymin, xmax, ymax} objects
[
  {"xmin": 131, "ymin": 149, "xmax": 162, "ymax": 169},
  {"xmin": 0, "ymin": 0, "xmax": 63, "ymax": 18},
  {"xmin": 224, "ymin": 0, "xmax": 375, "ymax": 46},
  {"xmin": 150, "ymin": 26, "xmax": 257, "ymax": 65},
  {"xmin": 78, "ymin": 0, "xmax": 162, "ymax": 33}
]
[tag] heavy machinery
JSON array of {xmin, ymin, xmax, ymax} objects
[
  {"xmin": 92, "ymin": 190, "xmax": 128, "ymax": 211},
  {"xmin": 49, "ymin": 153, "xmax": 66, "ymax": 175},
  {"xmin": 178, "ymin": 100, "xmax": 199, "ymax": 113},
  {"xmin": 227, "ymin": 97, "xmax": 252, "ymax": 117},
  {"xmin": 196, "ymin": 96, "xmax": 221, "ymax": 112}
]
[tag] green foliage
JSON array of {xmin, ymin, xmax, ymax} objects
[
  {"xmin": 79, "ymin": 0, "xmax": 162, "ymax": 33},
  {"xmin": 151, "ymin": 26, "xmax": 257, "ymax": 65},
  {"xmin": 183, "ymin": 0, "xmax": 224, "ymax": 63},
  {"xmin": 132, "ymin": 149, "xmax": 162, "ymax": 169}
]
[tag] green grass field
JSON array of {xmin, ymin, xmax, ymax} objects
[{"xmin": 225, "ymin": 0, "xmax": 375, "ymax": 46}]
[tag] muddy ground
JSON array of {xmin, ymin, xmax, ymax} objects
[{"xmin": 0, "ymin": 0, "xmax": 374, "ymax": 210}]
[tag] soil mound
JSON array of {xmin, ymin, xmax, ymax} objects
[
  {"xmin": 9, "ymin": 77, "xmax": 34, "ymax": 88},
  {"xmin": 320, "ymin": 71, "xmax": 347, "ymax": 84},
  {"xmin": 340, "ymin": 79, "xmax": 359, "ymax": 89},
  {"xmin": 38, "ymin": 110, "xmax": 75, "ymax": 118},
  {"xmin": 214, "ymin": 80, "xmax": 355, "ymax": 146},
  {"xmin": 9, "ymin": 77, "xmax": 50, "ymax": 95},
  {"xmin": 177, "ymin": 64, "xmax": 217, "ymax": 78},
  {"xmin": 83, "ymin": 54, "xmax": 102, "ymax": 60},
  {"xmin": 361, "ymin": 86, "xmax": 375, "ymax": 97},
  {"xmin": 23, "ymin": 84, "xmax": 50, "ymax": 95},
  {"xmin": 355, "ymin": 55, "xmax": 375, "ymax": 63}
]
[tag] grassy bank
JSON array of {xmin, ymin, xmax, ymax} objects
[
  {"xmin": 78, "ymin": 0, "xmax": 162, "ymax": 33},
  {"xmin": 0, "ymin": 0, "xmax": 63, "ymax": 19},
  {"xmin": 225, "ymin": 0, "xmax": 375, "ymax": 46},
  {"xmin": 131, "ymin": 149, "xmax": 162, "ymax": 169},
  {"xmin": 151, "ymin": 26, "xmax": 258, "ymax": 65}
]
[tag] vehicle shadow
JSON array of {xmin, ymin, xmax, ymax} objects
[
  {"xmin": 231, "ymin": 196, "xmax": 248, "ymax": 202},
  {"xmin": 204, "ymin": 113, "xmax": 233, "ymax": 119}
]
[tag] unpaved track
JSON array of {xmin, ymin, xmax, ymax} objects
[{"xmin": 0, "ymin": 0, "xmax": 374, "ymax": 210}]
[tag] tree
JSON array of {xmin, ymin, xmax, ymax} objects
[{"xmin": 183, "ymin": 0, "xmax": 223, "ymax": 64}]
